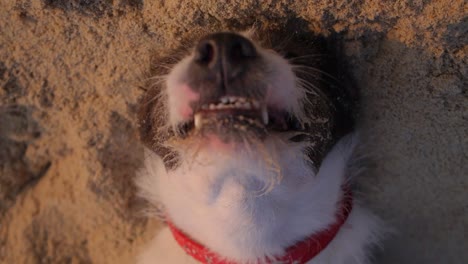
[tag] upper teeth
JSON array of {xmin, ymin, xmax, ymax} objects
[
  {"xmin": 201, "ymin": 97, "xmax": 260, "ymax": 111},
  {"xmin": 197, "ymin": 96, "xmax": 269, "ymax": 126}
]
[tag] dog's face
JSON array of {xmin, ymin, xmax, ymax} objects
[
  {"xmin": 139, "ymin": 29, "xmax": 355, "ymax": 173},
  {"xmin": 166, "ymin": 32, "xmax": 304, "ymax": 141}
]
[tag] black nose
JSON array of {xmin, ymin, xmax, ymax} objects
[{"xmin": 194, "ymin": 33, "xmax": 257, "ymax": 69}]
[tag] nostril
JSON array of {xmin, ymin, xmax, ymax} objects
[
  {"xmin": 230, "ymin": 38, "xmax": 256, "ymax": 60},
  {"xmin": 195, "ymin": 40, "xmax": 216, "ymax": 64},
  {"xmin": 193, "ymin": 33, "xmax": 257, "ymax": 69}
]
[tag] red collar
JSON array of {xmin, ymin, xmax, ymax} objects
[{"xmin": 167, "ymin": 189, "xmax": 352, "ymax": 264}]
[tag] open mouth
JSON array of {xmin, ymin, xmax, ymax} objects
[
  {"xmin": 178, "ymin": 96, "xmax": 304, "ymax": 137},
  {"xmin": 195, "ymin": 96, "xmax": 267, "ymax": 129}
]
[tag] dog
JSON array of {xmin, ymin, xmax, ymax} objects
[{"xmin": 135, "ymin": 28, "xmax": 384, "ymax": 264}]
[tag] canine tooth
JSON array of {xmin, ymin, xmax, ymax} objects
[
  {"xmin": 194, "ymin": 113, "xmax": 201, "ymax": 128},
  {"xmin": 262, "ymin": 105, "xmax": 269, "ymax": 125}
]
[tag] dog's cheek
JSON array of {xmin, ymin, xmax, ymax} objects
[
  {"xmin": 166, "ymin": 57, "xmax": 199, "ymax": 126},
  {"xmin": 168, "ymin": 83, "xmax": 199, "ymax": 125},
  {"xmin": 260, "ymin": 52, "xmax": 302, "ymax": 116}
]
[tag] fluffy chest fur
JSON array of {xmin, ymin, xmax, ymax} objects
[{"xmin": 137, "ymin": 135, "xmax": 383, "ymax": 264}]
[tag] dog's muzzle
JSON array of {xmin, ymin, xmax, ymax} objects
[
  {"xmin": 185, "ymin": 33, "xmax": 268, "ymax": 138},
  {"xmin": 178, "ymin": 33, "xmax": 303, "ymax": 141}
]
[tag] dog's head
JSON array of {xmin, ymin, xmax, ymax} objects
[{"xmin": 139, "ymin": 29, "xmax": 356, "ymax": 176}]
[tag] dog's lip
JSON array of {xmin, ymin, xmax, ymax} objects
[{"xmin": 200, "ymin": 96, "xmax": 261, "ymax": 111}]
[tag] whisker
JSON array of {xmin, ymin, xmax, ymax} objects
[
  {"xmin": 293, "ymin": 68, "xmax": 338, "ymax": 88},
  {"xmin": 288, "ymin": 54, "xmax": 330, "ymax": 62},
  {"xmin": 295, "ymin": 77, "xmax": 328, "ymax": 99},
  {"xmin": 292, "ymin": 65, "xmax": 340, "ymax": 83},
  {"xmin": 142, "ymin": 90, "xmax": 166, "ymax": 107},
  {"xmin": 273, "ymin": 34, "xmax": 294, "ymax": 52},
  {"xmin": 151, "ymin": 63, "xmax": 176, "ymax": 71},
  {"xmin": 143, "ymin": 75, "xmax": 168, "ymax": 82}
]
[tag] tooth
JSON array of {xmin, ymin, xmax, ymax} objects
[
  {"xmin": 194, "ymin": 113, "xmax": 202, "ymax": 128},
  {"xmin": 201, "ymin": 105, "xmax": 208, "ymax": 109},
  {"xmin": 238, "ymin": 97, "xmax": 246, "ymax": 102},
  {"xmin": 262, "ymin": 105, "xmax": 268, "ymax": 125},
  {"xmin": 209, "ymin": 104, "xmax": 216, "ymax": 110},
  {"xmin": 229, "ymin": 97, "xmax": 236, "ymax": 103},
  {"xmin": 244, "ymin": 102, "xmax": 251, "ymax": 109},
  {"xmin": 235, "ymin": 102, "xmax": 243, "ymax": 108},
  {"xmin": 221, "ymin": 97, "xmax": 228, "ymax": 104}
]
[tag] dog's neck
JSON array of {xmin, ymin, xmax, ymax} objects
[{"xmin": 143, "ymin": 134, "xmax": 356, "ymax": 263}]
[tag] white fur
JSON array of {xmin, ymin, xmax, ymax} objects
[
  {"xmin": 258, "ymin": 48, "xmax": 306, "ymax": 122},
  {"xmin": 166, "ymin": 56, "xmax": 197, "ymax": 127},
  {"xmin": 136, "ymin": 135, "xmax": 383, "ymax": 264}
]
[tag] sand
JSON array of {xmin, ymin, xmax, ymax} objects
[{"xmin": 0, "ymin": 0, "xmax": 466, "ymax": 263}]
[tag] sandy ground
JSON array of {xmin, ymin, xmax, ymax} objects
[{"xmin": 0, "ymin": 0, "xmax": 466, "ymax": 263}]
